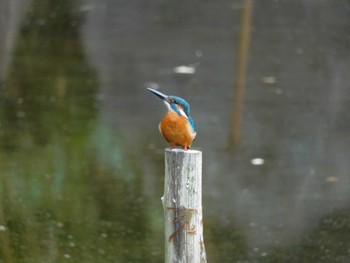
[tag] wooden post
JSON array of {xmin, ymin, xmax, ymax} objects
[{"xmin": 161, "ymin": 149, "xmax": 207, "ymax": 263}]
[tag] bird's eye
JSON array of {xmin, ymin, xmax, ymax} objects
[{"xmin": 169, "ymin": 98, "xmax": 174, "ymax": 103}]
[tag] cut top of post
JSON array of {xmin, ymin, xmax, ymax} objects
[{"xmin": 165, "ymin": 148, "xmax": 201, "ymax": 154}]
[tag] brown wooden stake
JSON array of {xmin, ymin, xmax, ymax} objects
[{"xmin": 231, "ymin": 0, "xmax": 254, "ymax": 146}]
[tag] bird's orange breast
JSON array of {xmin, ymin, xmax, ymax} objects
[{"xmin": 159, "ymin": 112, "xmax": 196, "ymax": 149}]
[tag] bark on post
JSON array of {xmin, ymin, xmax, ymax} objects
[{"xmin": 161, "ymin": 148, "xmax": 207, "ymax": 263}]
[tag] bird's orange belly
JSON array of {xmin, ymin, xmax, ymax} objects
[{"xmin": 159, "ymin": 112, "xmax": 195, "ymax": 149}]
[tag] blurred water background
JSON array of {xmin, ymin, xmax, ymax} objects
[{"xmin": 1, "ymin": 0, "xmax": 350, "ymax": 262}]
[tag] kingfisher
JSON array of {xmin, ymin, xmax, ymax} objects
[{"xmin": 147, "ymin": 88, "xmax": 196, "ymax": 150}]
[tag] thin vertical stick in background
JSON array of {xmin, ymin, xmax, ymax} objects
[
  {"xmin": 161, "ymin": 149, "xmax": 206, "ymax": 263},
  {"xmin": 231, "ymin": 0, "xmax": 254, "ymax": 146}
]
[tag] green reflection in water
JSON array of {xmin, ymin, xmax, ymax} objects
[
  {"xmin": 205, "ymin": 216, "xmax": 247, "ymax": 262},
  {"xmin": 0, "ymin": 0, "xmax": 161, "ymax": 262}
]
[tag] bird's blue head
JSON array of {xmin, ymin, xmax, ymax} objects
[
  {"xmin": 167, "ymin": 96, "xmax": 191, "ymax": 117},
  {"xmin": 147, "ymin": 88, "xmax": 195, "ymax": 131}
]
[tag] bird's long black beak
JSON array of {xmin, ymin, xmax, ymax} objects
[{"xmin": 147, "ymin": 88, "xmax": 170, "ymax": 102}]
